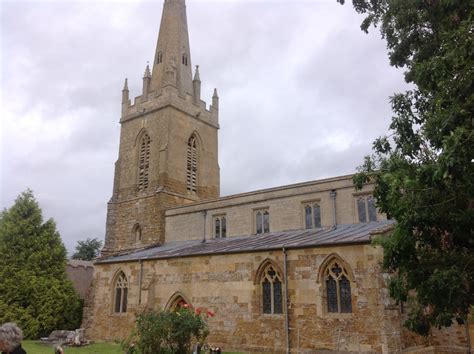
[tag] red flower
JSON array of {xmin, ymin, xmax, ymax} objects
[
  {"xmin": 207, "ymin": 310, "xmax": 215, "ymax": 317},
  {"xmin": 195, "ymin": 307, "xmax": 202, "ymax": 315}
]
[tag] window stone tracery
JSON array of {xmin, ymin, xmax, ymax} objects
[
  {"xmin": 260, "ymin": 264, "xmax": 283, "ymax": 314},
  {"xmin": 114, "ymin": 272, "xmax": 128, "ymax": 313}
]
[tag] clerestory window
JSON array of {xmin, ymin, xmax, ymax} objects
[
  {"xmin": 304, "ymin": 202, "xmax": 322, "ymax": 229},
  {"xmin": 356, "ymin": 195, "xmax": 377, "ymax": 223},
  {"xmin": 138, "ymin": 134, "xmax": 151, "ymax": 192},
  {"xmin": 214, "ymin": 216, "xmax": 226, "ymax": 238},
  {"xmin": 261, "ymin": 264, "xmax": 283, "ymax": 314},
  {"xmin": 114, "ymin": 272, "xmax": 128, "ymax": 313},
  {"xmin": 255, "ymin": 210, "xmax": 270, "ymax": 234},
  {"xmin": 186, "ymin": 136, "xmax": 198, "ymax": 193},
  {"xmin": 325, "ymin": 260, "xmax": 352, "ymax": 313}
]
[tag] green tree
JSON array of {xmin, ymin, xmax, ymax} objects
[
  {"xmin": 340, "ymin": 0, "xmax": 474, "ymax": 335},
  {"xmin": 0, "ymin": 190, "xmax": 82, "ymax": 338},
  {"xmin": 72, "ymin": 237, "xmax": 103, "ymax": 261}
]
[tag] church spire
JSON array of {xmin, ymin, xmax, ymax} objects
[{"xmin": 150, "ymin": 0, "xmax": 193, "ymax": 95}]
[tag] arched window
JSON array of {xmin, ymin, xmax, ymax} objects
[
  {"xmin": 182, "ymin": 53, "xmax": 188, "ymax": 66},
  {"xmin": 132, "ymin": 223, "xmax": 142, "ymax": 242},
  {"xmin": 186, "ymin": 135, "xmax": 198, "ymax": 193},
  {"xmin": 214, "ymin": 215, "xmax": 226, "ymax": 238},
  {"xmin": 304, "ymin": 202, "xmax": 321, "ymax": 229},
  {"xmin": 255, "ymin": 210, "xmax": 270, "ymax": 234},
  {"xmin": 157, "ymin": 52, "xmax": 163, "ymax": 64},
  {"xmin": 114, "ymin": 272, "xmax": 128, "ymax": 313},
  {"xmin": 260, "ymin": 264, "xmax": 283, "ymax": 314},
  {"xmin": 138, "ymin": 134, "xmax": 151, "ymax": 192},
  {"xmin": 324, "ymin": 260, "xmax": 352, "ymax": 313}
]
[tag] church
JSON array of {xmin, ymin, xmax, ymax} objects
[{"xmin": 84, "ymin": 0, "xmax": 469, "ymax": 352}]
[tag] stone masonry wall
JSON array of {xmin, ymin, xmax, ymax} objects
[{"xmin": 87, "ymin": 244, "xmax": 407, "ymax": 353}]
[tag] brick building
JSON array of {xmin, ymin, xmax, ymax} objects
[{"xmin": 84, "ymin": 0, "xmax": 469, "ymax": 352}]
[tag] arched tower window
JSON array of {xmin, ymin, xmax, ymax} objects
[
  {"xmin": 182, "ymin": 53, "xmax": 188, "ymax": 66},
  {"xmin": 186, "ymin": 135, "xmax": 198, "ymax": 193},
  {"xmin": 157, "ymin": 52, "xmax": 163, "ymax": 64},
  {"xmin": 324, "ymin": 260, "xmax": 352, "ymax": 313},
  {"xmin": 132, "ymin": 223, "xmax": 142, "ymax": 242},
  {"xmin": 260, "ymin": 264, "xmax": 283, "ymax": 314},
  {"xmin": 138, "ymin": 134, "xmax": 151, "ymax": 192},
  {"xmin": 114, "ymin": 272, "xmax": 128, "ymax": 313}
]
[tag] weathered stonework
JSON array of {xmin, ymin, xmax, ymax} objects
[{"xmin": 86, "ymin": 0, "xmax": 469, "ymax": 352}]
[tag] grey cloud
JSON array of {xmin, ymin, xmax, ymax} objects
[{"xmin": 2, "ymin": 0, "xmax": 406, "ymax": 254}]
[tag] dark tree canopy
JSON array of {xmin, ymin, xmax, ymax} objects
[
  {"xmin": 341, "ymin": 0, "xmax": 474, "ymax": 335},
  {"xmin": 0, "ymin": 190, "xmax": 82, "ymax": 338},
  {"xmin": 72, "ymin": 237, "xmax": 103, "ymax": 261}
]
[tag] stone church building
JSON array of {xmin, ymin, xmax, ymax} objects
[{"xmin": 84, "ymin": 0, "xmax": 469, "ymax": 352}]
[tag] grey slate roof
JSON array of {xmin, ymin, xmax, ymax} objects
[{"xmin": 97, "ymin": 221, "xmax": 394, "ymax": 264}]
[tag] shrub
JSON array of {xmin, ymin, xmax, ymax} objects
[{"xmin": 123, "ymin": 307, "xmax": 209, "ymax": 354}]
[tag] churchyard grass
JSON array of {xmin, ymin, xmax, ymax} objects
[
  {"xmin": 23, "ymin": 340, "xmax": 245, "ymax": 353},
  {"xmin": 23, "ymin": 340, "xmax": 123, "ymax": 353}
]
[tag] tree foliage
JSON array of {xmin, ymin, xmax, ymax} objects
[
  {"xmin": 72, "ymin": 237, "xmax": 103, "ymax": 261},
  {"xmin": 341, "ymin": 0, "xmax": 474, "ymax": 335},
  {"xmin": 122, "ymin": 307, "xmax": 209, "ymax": 354},
  {"xmin": 0, "ymin": 190, "xmax": 83, "ymax": 338}
]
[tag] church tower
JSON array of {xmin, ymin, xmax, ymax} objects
[{"xmin": 102, "ymin": 0, "xmax": 220, "ymax": 254}]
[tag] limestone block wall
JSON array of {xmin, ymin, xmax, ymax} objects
[
  {"xmin": 87, "ymin": 244, "xmax": 405, "ymax": 352},
  {"xmin": 165, "ymin": 175, "xmax": 386, "ymax": 242}
]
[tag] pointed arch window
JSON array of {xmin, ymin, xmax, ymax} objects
[
  {"xmin": 304, "ymin": 202, "xmax": 321, "ymax": 229},
  {"xmin": 324, "ymin": 260, "xmax": 352, "ymax": 313},
  {"xmin": 138, "ymin": 134, "xmax": 151, "ymax": 192},
  {"xmin": 186, "ymin": 135, "xmax": 198, "ymax": 193},
  {"xmin": 132, "ymin": 223, "xmax": 142, "ymax": 242},
  {"xmin": 255, "ymin": 210, "xmax": 270, "ymax": 234},
  {"xmin": 114, "ymin": 272, "xmax": 128, "ymax": 313},
  {"xmin": 260, "ymin": 265, "xmax": 283, "ymax": 314}
]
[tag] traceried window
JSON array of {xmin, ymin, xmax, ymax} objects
[
  {"xmin": 214, "ymin": 216, "xmax": 226, "ymax": 238},
  {"xmin": 356, "ymin": 195, "xmax": 377, "ymax": 223},
  {"xmin": 255, "ymin": 210, "xmax": 270, "ymax": 234},
  {"xmin": 304, "ymin": 202, "xmax": 321, "ymax": 229},
  {"xmin": 324, "ymin": 260, "xmax": 352, "ymax": 313},
  {"xmin": 186, "ymin": 136, "xmax": 198, "ymax": 193},
  {"xmin": 114, "ymin": 272, "xmax": 128, "ymax": 313},
  {"xmin": 132, "ymin": 223, "xmax": 142, "ymax": 242},
  {"xmin": 138, "ymin": 134, "xmax": 151, "ymax": 192},
  {"xmin": 261, "ymin": 265, "xmax": 283, "ymax": 314}
]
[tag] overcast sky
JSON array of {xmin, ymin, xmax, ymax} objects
[{"xmin": 0, "ymin": 0, "xmax": 408, "ymax": 255}]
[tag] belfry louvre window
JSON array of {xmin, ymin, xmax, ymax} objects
[
  {"xmin": 186, "ymin": 136, "xmax": 198, "ymax": 192},
  {"xmin": 255, "ymin": 210, "xmax": 270, "ymax": 234},
  {"xmin": 261, "ymin": 265, "xmax": 283, "ymax": 314},
  {"xmin": 325, "ymin": 261, "xmax": 352, "ymax": 313},
  {"xmin": 138, "ymin": 134, "xmax": 151, "ymax": 191},
  {"xmin": 305, "ymin": 202, "xmax": 321, "ymax": 229},
  {"xmin": 114, "ymin": 272, "xmax": 128, "ymax": 313},
  {"xmin": 214, "ymin": 216, "xmax": 226, "ymax": 238},
  {"xmin": 357, "ymin": 195, "xmax": 377, "ymax": 223}
]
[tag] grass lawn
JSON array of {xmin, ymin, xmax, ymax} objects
[
  {"xmin": 23, "ymin": 341, "xmax": 244, "ymax": 353},
  {"xmin": 22, "ymin": 340, "xmax": 123, "ymax": 353}
]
